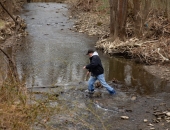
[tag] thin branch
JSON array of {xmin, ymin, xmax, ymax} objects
[
  {"xmin": 0, "ymin": 48, "xmax": 13, "ymax": 64},
  {"xmin": 0, "ymin": 47, "xmax": 20, "ymax": 83},
  {"xmin": 0, "ymin": 2, "xmax": 18, "ymax": 25}
]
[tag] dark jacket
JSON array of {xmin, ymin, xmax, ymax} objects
[{"xmin": 86, "ymin": 52, "xmax": 104, "ymax": 76}]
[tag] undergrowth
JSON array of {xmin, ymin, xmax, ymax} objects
[
  {"xmin": 0, "ymin": 80, "xmax": 56, "ymax": 130},
  {"xmin": 68, "ymin": 0, "xmax": 110, "ymax": 13}
]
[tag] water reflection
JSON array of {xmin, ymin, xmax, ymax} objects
[
  {"xmin": 103, "ymin": 55, "xmax": 170, "ymax": 95},
  {"xmin": 124, "ymin": 65, "xmax": 132, "ymax": 86}
]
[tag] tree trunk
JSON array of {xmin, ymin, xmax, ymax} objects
[
  {"xmin": 133, "ymin": 0, "xmax": 151, "ymax": 38},
  {"xmin": 133, "ymin": 0, "xmax": 142, "ymax": 38},
  {"xmin": 109, "ymin": 0, "xmax": 117, "ymax": 38},
  {"xmin": 167, "ymin": 0, "xmax": 170, "ymax": 21},
  {"xmin": 118, "ymin": 0, "xmax": 128, "ymax": 40},
  {"xmin": 109, "ymin": 0, "xmax": 128, "ymax": 41},
  {"xmin": 142, "ymin": 0, "xmax": 151, "ymax": 22}
]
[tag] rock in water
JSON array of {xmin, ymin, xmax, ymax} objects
[
  {"xmin": 166, "ymin": 112, "xmax": 170, "ymax": 117},
  {"xmin": 144, "ymin": 119, "xmax": 148, "ymax": 122},
  {"xmin": 131, "ymin": 96, "xmax": 136, "ymax": 101},
  {"xmin": 121, "ymin": 116, "xmax": 129, "ymax": 120}
]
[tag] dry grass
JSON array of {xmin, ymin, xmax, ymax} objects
[
  {"xmin": 0, "ymin": 80, "xmax": 56, "ymax": 130},
  {"xmin": 0, "ymin": 19, "xmax": 5, "ymax": 28},
  {"xmin": 68, "ymin": 0, "xmax": 109, "ymax": 13}
]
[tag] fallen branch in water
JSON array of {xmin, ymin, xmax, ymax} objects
[{"xmin": 157, "ymin": 48, "xmax": 169, "ymax": 62}]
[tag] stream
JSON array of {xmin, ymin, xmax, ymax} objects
[
  {"xmin": 11, "ymin": 1, "xmax": 170, "ymax": 129},
  {"xmin": 15, "ymin": 2, "xmax": 168, "ymax": 95}
]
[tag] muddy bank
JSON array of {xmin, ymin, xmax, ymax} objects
[{"xmin": 30, "ymin": 81, "xmax": 170, "ymax": 130}]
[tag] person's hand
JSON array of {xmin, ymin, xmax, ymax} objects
[
  {"xmin": 83, "ymin": 66, "xmax": 86, "ymax": 69},
  {"xmin": 86, "ymin": 71, "xmax": 90, "ymax": 75}
]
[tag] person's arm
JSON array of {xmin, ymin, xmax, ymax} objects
[{"xmin": 86, "ymin": 56, "xmax": 99, "ymax": 69}]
